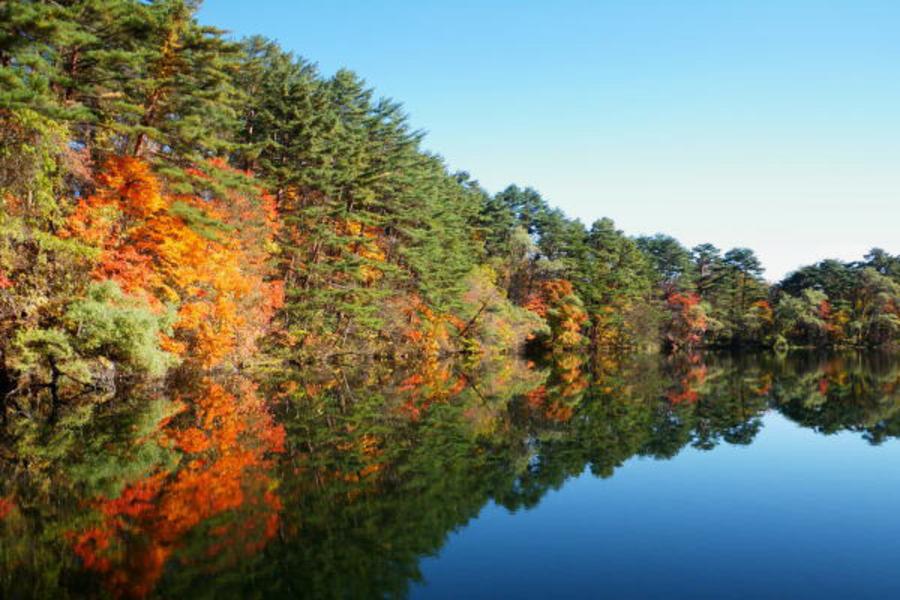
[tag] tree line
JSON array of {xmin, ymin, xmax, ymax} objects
[
  {"xmin": 483, "ymin": 187, "xmax": 899, "ymax": 352},
  {"xmin": 1, "ymin": 0, "xmax": 898, "ymax": 397}
]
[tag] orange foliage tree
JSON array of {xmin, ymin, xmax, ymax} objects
[
  {"xmin": 664, "ymin": 292, "xmax": 708, "ymax": 351},
  {"xmin": 65, "ymin": 157, "xmax": 283, "ymax": 367},
  {"xmin": 525, "ymin": 279, "xmax": 588, "ymax": 351}
]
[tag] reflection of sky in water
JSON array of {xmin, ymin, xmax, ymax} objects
[
  {"xmin": 4, "ymin": 353, "xmax": 899, "ymax": 598},
  {"xmin": 415, "ymin": 412, "xmax": 900, "ymax": 599}
]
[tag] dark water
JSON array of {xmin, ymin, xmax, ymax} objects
[{"xmin": 2, "ymin": 351, "xmax": 900, "ymax": 599}]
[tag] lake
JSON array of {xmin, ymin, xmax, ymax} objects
[{"xmin": 2, "ymin": 351, "xmax": 899, "ymax": 598}]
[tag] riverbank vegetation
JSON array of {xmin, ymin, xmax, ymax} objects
[{"xmin": 2, "ymin": 0, "xmax": 898, "ymax": 402}]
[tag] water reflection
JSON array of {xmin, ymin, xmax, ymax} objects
[
  {"xmin": 1, "ymin": 351, "xmax": 899, "ymax": 598},
  {"xmin": 1, "ymin": 377, "xmax": 283, "ymax": 598}
]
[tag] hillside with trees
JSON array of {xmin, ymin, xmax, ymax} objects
[{"xmin": 1, "ymin": 0, "xmax": 898, "ymax": 406}]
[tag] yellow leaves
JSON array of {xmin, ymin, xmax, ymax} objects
[
  {"xmin": 359, "ymin": 264, "xmax": 384, "ymax": 285},
  {"xmin": 343, "ymin": 220, "xmax": 364, "ymax": 237},
  {"xmin": 341, "ymin": 219, "xmax": 387, "ymax": 284},
  {"xmin": 592, "ymin": 306, "xmax": 634, "ymax": 349}
]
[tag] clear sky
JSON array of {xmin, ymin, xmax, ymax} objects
[{"xmin": 199, "ymin": 0, "xmax": 899, "ymax": 281}]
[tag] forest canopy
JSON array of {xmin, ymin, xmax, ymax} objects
[{"xmin": 1, "ymin": 0, "xmax": 898, "ymax": 400}]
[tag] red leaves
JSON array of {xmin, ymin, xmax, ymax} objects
[
  {"xmin": 398, "ymin": 373, "xmax": 425, "ymax": 392},
  {"xmin": 665, "ymin": 292, "xmax": 708, "ymax": 350},
  {"xmin": 666, "ymin": 363, "xmax": 707, "ymax": 405},
  {"xmin": 69, "ymin": 527, "xmax": 113, "ymax": 573},
  {"xmin": 0, "ymin": 495, "xmax": 15, "ymax": 520}
]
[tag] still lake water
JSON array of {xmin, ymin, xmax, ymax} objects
[{"xmin": 2, "ymin": 351, "xmax": 900, "ymax": 598}]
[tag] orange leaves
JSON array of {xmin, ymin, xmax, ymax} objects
[
  {"xmin": 542, "ymin": 279, "xmax": 577, "ymax": 305},
  {"xmin": 343, "ymin": 220, "xmax": 386, "ymax": 260},
  {"xmin": 173, "ymin": 427, "xmax": 211, "ymax": 453},
  {"xmin": 667, "ymin": 387, "xmax": 699, "ymax": 405},
  {"xmin": 527, "ymin": 279, "xmax": 588, "ymax": 350},
  {"xmin": 392, "ymin": 293, "xmax": 455, "ymax": 359},
  {"xmin": 67, "ymin": 379, "xmax": 285, "ymax": 598},
  {"xmin": 815, "ymin": 298, "xmax": 849, "ymax": 342},
  {"xmin": 66, "ymin": 157, "xmax": 166, "ymax": 243},
  {"xmin": 666, "ymin": 360, "xmax": 708, "ymax": 405},
  {"xmin": 98, "ymin": 157, "xmax": 168, "ymax": 217},
  {"xmin": 669, "ymin": 292, "xmax": 700, "ymax": 308},
  {"xmin": 750, "ymin": 373, "xmax": 773, "ymax": 396},
  {"xmin": 524, "ymin": 384, "xmax": 576, "ymax": 423},
  {"xmin": 394, "ymin": 358, "xmax": 465, "ymax": 421},
  {"xmin": 752, "ymin": 299, "xmax": 774, "ymax": 323},
  {"xmin": 315, "ymin": 425, "xmax": 388, "ymax": 494},
  {"xmin": 665, "ymin": 292, "xmax": 708, "ymax": 350},
  {"xmin": 525, "ymin": 279, "xmax": 575, "ymax": 318},
  {"xmin": 65, "ymin": 156, "xmax": 283, "ymax": 368},
  {"xmin": 523, "ymin": 294, "xmax": 549, "ymax": 318}
]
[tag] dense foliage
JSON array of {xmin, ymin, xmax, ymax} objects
[{"xmin": 2, "ymin": 0, "xmax": 897, "ymax": 406}]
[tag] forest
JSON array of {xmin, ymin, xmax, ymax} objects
[{"xmin": 1, "ymin": 0, "xmax": 899, "ymax": 408}]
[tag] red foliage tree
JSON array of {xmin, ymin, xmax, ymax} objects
[{"xmin": 664, "ymin": 292, "xmax": 708, "ymax": 351}]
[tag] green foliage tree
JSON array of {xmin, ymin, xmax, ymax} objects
[
  {"xmin": 580, "ymin": 218, "xmax": 658, "ymax": 349},
  {"xmin": 636, "ymin": 233, "xmax": 696, "ymax": 293}
]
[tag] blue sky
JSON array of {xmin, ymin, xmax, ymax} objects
[{"xmin": 199, "ymin": 0, "xmax": 899, "ymax": 280}]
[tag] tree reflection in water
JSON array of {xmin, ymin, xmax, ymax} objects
[{"xmin": 1, "ymin": 351, "xmax": 899, "ymax": 598}]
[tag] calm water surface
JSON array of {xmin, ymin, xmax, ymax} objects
[{"xmin": 2, "ymin": 352, "xmax": 899, "ymax": 598}]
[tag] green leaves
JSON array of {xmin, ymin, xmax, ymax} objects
[
  {"xmin": 6, "ymin": 280, "xmax": 177, "ymax": 387},
  {"xmin": 64, "ymin": 280, "xmax": 179, "ymax": 377}
]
